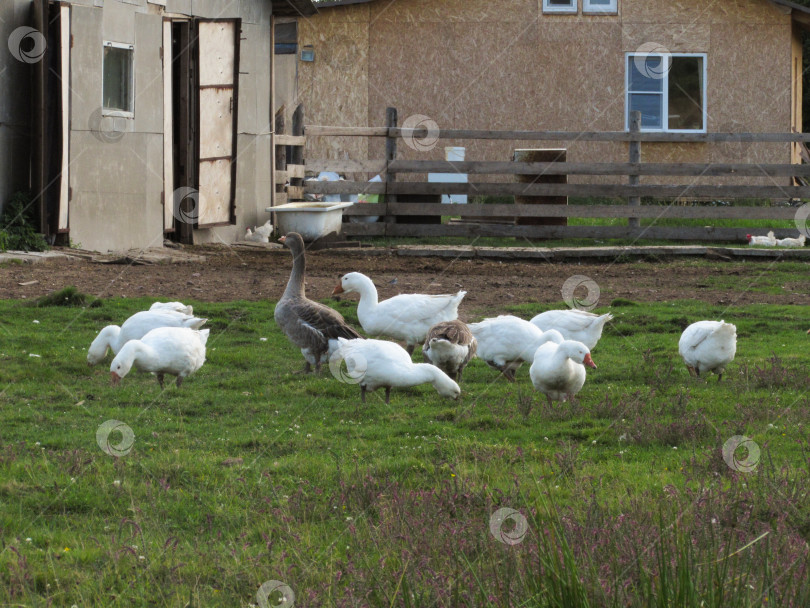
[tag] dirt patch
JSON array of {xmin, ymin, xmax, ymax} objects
[{"xmin": 1, "ymin": 245, "xmax": 808, "ymax": 313}]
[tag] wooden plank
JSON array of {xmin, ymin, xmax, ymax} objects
[
  {"xmin": 275, "ymin": 134, "xmax": 306, "ymax": 146},
  {"xmin": 342, "ymin": 201, "xmax": 799, "ymax": 220},
  {"xmin": 382, "ymin": 203, "xmax": 801, "ymax": 220},
  {"xmin": 381, "ymin": 223, "xmax": 796, "ymax": 242},
  {"xmin": 385, "ymin": 161, "xmax": 810, "ymax": 177},
  {"xmin": 287, "ymin": 186, "xmax": 305, "ymax": 200},
  {"xmin": 628, "ymin": 111, "xmax": 641, "ymax": 228},
  {"xmin": 307, "ymin": 159, "xmax": 388, "ymax": 173},
  {"xmin": 305, "ymin": 126, "xmax": 389, "ymax": 137},
  {"xmin": 286, "ymin": 164, "xmax": 306, "ymax": 179},
  {"xmin": 305, "ymin": 125, "xmax": 810, "ymax": 143},
  {"xmin": 340, "ymin": 222, "xmax": 387, "ymax": 236},
  {"xmin": 305, "ymin": 180, "xmax": 810, "ymax": 199}
]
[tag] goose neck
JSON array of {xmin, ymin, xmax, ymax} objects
[{"xmin": 283, "ymin": 244, "xmax": 307, "ymax": 299}]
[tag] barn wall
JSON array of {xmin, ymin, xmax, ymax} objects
[
  {"xmin": 64, "ymin": 0, "xmax": 272, "ymax": 252},
  {"xmin": 300, "ymin": 0, "xmax": 797, "ymax": 186}
]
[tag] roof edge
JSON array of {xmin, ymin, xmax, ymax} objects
[
  {"xmin": 311, "ymin": 0, "xmax": 376, "ymax": 8},
  {"xmin": 272, "ymin": 0, "xmax": 318, "ymax": 18}
]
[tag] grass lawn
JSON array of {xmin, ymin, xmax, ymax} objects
[{"xmin": 1, "ymin": 291, "xmax": 810, "ymax": 606}]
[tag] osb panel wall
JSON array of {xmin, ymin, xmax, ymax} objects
[
  {"xmin": 304, "ymin": 0, "xmax": 796, "ymax": 186},
  {"xmin": 298, "ymin": 6, "xmax": 370, "ymax": 167}
]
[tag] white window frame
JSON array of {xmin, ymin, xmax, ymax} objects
[
  {"xmin": 102, "ymin": 40, "xmax": 135, "ymax": 118},
  {"xmin": 583, "ymin": 0, "xmax": 617, "ymax": 14},
  {"xmin": 625, "ymin": 52, "xmax": 707, "ymax": 134},
  {"xmin": 542, "ymin": 0, "xmax": 578, "ymax": 14}
]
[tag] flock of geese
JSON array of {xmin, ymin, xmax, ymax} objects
[{"xmin": 86, "ymin": 232, "xmax": 739, "ymax": 405}]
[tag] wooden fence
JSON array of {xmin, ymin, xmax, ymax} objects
[{"xmin": 299, "ymin": 109, "xmax": 810, "ymax": 242}]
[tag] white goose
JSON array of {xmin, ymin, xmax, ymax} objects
[
  {"xmin": 150, "ymin": 301, "xmax": 194, "ymax": 315},
  {"xmin": 678, "ymin": 320, "xmax": 736, "ymax": 381},
  {"xmin": 87, "ymin": 310, "xmax": 207, "ymax": 365},
  {"xmin": 529, "ymin": 309, "xmax": 613, "ymax": 350},
  {"xmin": 331, "ymin": 337, "xmax": 460, "ymax": 404},
  {"xmin": 110, "ymin": 327, "xmax": 209, "ymax": 388},
  {"xmin": 332, "ymin": 272, "xmax": 466, "ymax": 354},
  {"xmin": 530, "ymin": 340, "xmax": 596, "ymax": 405},
  {"xmin": 468, "ymin": 315, "xmax": 564, "ymax": 381}
]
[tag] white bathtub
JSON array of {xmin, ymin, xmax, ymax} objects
[{"xmin": 267, "ymin": 202, "xmax": 354, "ymax": 241}]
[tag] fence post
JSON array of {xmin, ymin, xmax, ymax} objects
[
  {"xmin": 290, "ymin": 103, "xmax": 305, "ymax": 201},
  {"xmin": 628, "ymin": 110, "xmax": 641, "ymax": 228},
  {"xmin": 272, "ymin": 106, "xmax": 287, "ymax": 232},
  {"xmin": 384, "ymin": 107, "xmax": 398, "ymax": 225}
]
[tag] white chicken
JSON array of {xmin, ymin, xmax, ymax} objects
[
  {"xmin": 775, "ymin": 234, "xmax": 806, "ymax": 248},
  {"xmin": 746, "ymin": 231, "xmax": 776, "ymax": 246}
]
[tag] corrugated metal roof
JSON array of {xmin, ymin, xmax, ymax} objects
[{"xmin": 272, "ymin": 0, "xmax": 318, "ymax": 17}]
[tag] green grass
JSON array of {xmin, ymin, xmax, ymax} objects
[{"xmin": 2, "ymin": 291, "xmax": 810, "ymax": 605}]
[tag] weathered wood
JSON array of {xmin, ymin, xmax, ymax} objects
[
  {"xmin": 375, "ymin": 203, "xmax": 800, "ymax": 220},
  {"xmin": 514, "ymin": 148, "xmax": 566, "ymax": 227},
  {"xmin": 306, "ymin": 159, "xmax": 388, "ymax": 173},
  {"xmin": 628, "ymin": 111, "xmax": 641, "ymax": 228},
  {"xmin": 379, "ymin": 223, "xmax": 797, "ymax": 242},
  {"xmin": 286, "ymin": 186, "xmax": 305, "ymax": 199},
  {"xmin": 340, "ymin": 222, "xmax": 387, "ymax": 236},
  {"xmin": 275, "ymin": 134, "xmax": 306, "ymax": 147},
  {"xmin": 384, "ymin": 107, "xmax": 398, "ymax": 224},
  {"xmin": 305, "ymin": 125, "xmax": 810, "ymax": 143},
  {"xmin": 276, "ymin": 164, "xmax": 306, "ymax": 180},
  {"xmin": 305, "ymin": 180, "xmax": 810, "ymax": 199},
  {"xmin": 308, "ymin": 159, "xmax": 810, "ymax": 177}
]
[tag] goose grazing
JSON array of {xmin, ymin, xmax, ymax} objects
[
  {"xmin": 87, "ymin": 310, "xmax": 207, "ymax": 365},
  {"xmin": 529, "ymin": 309, "xmax": 613, "ymax": 350},
  {"xmin": 331, "ymin": 337, "xmax": 460, "ymax": 404},
  {"xmin": 110, "ymin": 327, "xmax": 209, "ymax": 388},
  {"xmin": 678, "ymin": 320, "xmax": 737, "ymax": 381},
  {"xmin": 468, "ymin": 315, "xmax": 564, "ymax": 381},
  {"xmin": 332, "ymin": 272, "xmax": 466, "ymax": 354},
  {"xmin": 274, "ymin": 232, "xmax": 364, "ymax": 372},
  {"xmin": 422, "ymin": 320, "xmax": 477, "ymax": 382},
  {"xmin": 150, "ymin": 301, "xmax": 194, "ymax": 315},
  {"xmin": 530, "ymin": 340, "xmax": 596, "ymax": 405}
]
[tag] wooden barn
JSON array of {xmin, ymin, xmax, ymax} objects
[
  {"xmin": 297, "ymin": 0, "xmax": 809, "ymax": 176},
  {"xmin": 0, "ymin": 0, "xmax": 315, "ymax": 252}
]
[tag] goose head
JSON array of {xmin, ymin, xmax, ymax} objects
[
  {"xmin": 561, "ymin": 340, "xmax": 597, "ymax": 369},
  {"xmin": 332, "ymin": 272, "xmax": 369, "ymax": 296},
  {"xmin": 278, "ymin": 232, "xmax": 305, "ymax": 252},
  {"xmin": 109, "ymin": 347, "xmax": 136, "ymax": 386}
]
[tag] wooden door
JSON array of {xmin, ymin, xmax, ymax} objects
[{"xmin": 195, "ymin": 19, "xmax": 240, "ymax": 227}]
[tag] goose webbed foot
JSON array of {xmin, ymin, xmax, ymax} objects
[
  {"xmin": 384, "ymin": 387, "xmax": 391, "ymax": 404},
  {"xmin": 157, "ymin": 373, "xmax": 165, "ymax": 389},
  {"xmin": 361, "ymin": 385, "xmax": 367, "ymax": 404},
  {"xmin": 294, "ymin": 361, "xmax": 313, "ymax": 375}
]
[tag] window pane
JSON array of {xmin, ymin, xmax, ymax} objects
[
  {"xmin": 668, "ymin": 56, "xmax": 703, "ymax": 130},
  {"xmin": 630, "ymin": 93, "xmax": 663, "ymax": 129},
  {"xmin": 628, "ymin": 56, "xmax": 664, "ymax": 92},
  {"xmin": 548, "ymin": 0, "xmax": 574, "ymax": 5},
  {"xmin": 103, "ymin": 46, "xmax": 133, "ymax": 112}
]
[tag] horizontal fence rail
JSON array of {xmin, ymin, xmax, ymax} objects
[
  {"xmin": 305, "ymin": 125, "xmax": 810, "ymax": 143},
  {"xmin": 300, "ymin": 114, "xmax": 810, "ymax": 243}
]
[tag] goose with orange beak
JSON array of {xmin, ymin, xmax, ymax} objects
[{"xmin": 529, "ymin": 339, "xmax": 596, "ymax": 406}]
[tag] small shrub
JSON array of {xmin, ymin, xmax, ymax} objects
[
  {"xmin": 0, "ymin": 192, "xmax": 49, "ymax": 252},
  {"xmin": 35, "ymin": 286, "xmax": 101, "ymax": 308}
]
